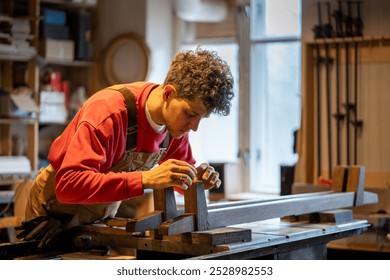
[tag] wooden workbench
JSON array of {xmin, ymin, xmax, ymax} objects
[
  {"xmin": 0, "ymin": 216, "xmax": 370, "ymax": 260},
  {"xmin": 188, "ymin": 218, "xmax": 370, "ymax": 260},
  {"xmin": 67, "ymin": 217, "xmax": 369, "ymax": 260}
]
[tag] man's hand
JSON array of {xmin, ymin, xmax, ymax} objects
[
  {"xmin": 141, "ymin": 159, "xmax": 197, "ymax": 191},
  {"xmin": 195, "ymin": 163, "xmax": 221, "ymax": 190}
]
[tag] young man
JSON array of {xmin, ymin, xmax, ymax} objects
[{"xmin": 18, "ymin": 47, "xmax": 235, "ymax": 248}]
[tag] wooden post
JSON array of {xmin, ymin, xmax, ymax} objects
[
  {"xmin": 332, "ymin": 165, "xmax": 349, "ymax": 192},
  {"xmin": 153, "ymin": 187, "xmax": 178, "ymax": 220},
  {"xmin": 346, "ymin": 165, "xmax": 365, "ymax": 206},
  {"xmin": 184, "ymin": 180, "xmax": 209, "ymax": 231}
]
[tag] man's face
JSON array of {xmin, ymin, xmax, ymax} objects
[{"xmin": 162, "ymin": 95, "xmax": 209, "ymax": 139}]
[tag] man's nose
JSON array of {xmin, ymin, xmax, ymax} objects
[{"xmin": 189, "ymin": 117, "xmax": 201, "ymax": 132}]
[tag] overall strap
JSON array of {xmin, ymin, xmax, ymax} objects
[
  {"xmin": 116, "ymin": 87, "xmax": 138, "ymax": 151},
  {"xmin": 114, "ymin": 86, "xmax": 170, "ymax": 151}
]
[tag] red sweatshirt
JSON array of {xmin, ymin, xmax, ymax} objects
[{"xmin": 48, "ymin": 82, "xmax": 195, "ymax": 204}]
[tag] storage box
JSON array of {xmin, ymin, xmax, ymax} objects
[
  {"xmin": 0, "ymin": 88, "xmax": 39, "ymax": 118},
  {"xmin": 42, "ymin": 8, "xmax": 67, "ymax": 26},
  {"xmin": 39, "ymin": 39, "xmax": 74, "ymax": 61},
  {"xmin": 39, "ymin": 91, "xmax": 68, "ymax": 124}
]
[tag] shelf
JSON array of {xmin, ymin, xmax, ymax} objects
[
  {"xmin": 41, "ymin": 0, "xmax": 97, "ymax": 9},
  {"xmin": 0, "ymin": 0, "xmax": 98, "ymax": 173},
  {"xmin": 0, "ymin": 54, "xmax": 34, "ymax": 62},
  {"xmin": 304, "ymin": 35, "xmax": 390, "ymax": 46},
  {"xmin": 0, "ymin": 118, "xmax": 38, "ymax": 125},
  {"xmin": 45, "ymin": 58, "xmax": 95, "ymax": 67}
]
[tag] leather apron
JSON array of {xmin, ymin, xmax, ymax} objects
[{"xmin": 25, "ymin": 86, "xmax": 168, "ymax": 229}]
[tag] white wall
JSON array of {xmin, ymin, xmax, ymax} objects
[
  {"xmin": 300, "ymin": 0, "xmax": 390, "ymax": 187},
  {"xmin": 146, "ymin": 0, "xmax": 175, "ymax": 83}
]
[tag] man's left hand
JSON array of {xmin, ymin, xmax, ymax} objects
[{"xmin": 195, "ymin": 163, "xmax": 221, "ymax": 190}]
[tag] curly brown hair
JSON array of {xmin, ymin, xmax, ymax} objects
[{"xmin": 163, "ymin": 47, "xmax": 235, "ymax": 116}]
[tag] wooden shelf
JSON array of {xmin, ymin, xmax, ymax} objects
[
  {"xmin": 45, "ymin": 58, "xmax": 95, "ymax": 67},
  {"xmin": 304, "ymin": 35, "xmax": 390, "ymax": 46},
  {"xmin": 0, "ymin": 118, "xmax": 38, "ymax": 125},
  {"xmin": 0, "ymin": 0, "xmax": 99, "ymax": 173},
  {"xmin": 41, "ymin": 0, "xmax": 97, "ymax": 9},
  {"xmin": 0, "ymin": 54, "xmax": 34, "ymax": 62}
]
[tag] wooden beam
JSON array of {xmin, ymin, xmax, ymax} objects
[
  {"xmin": 207, "ymin": 191, "xmax": 334, "ymax": 210},
  {"xmin": 153, "ymin": 187, "xmax": 177, "ymax": 220},
  {"xmin": 346, "ymin": 166, "xmax": 365, "ymax": 206},
  {"xmin": 184, "ymin": 180, "xmax": 209, "ymax": 231},
  {"xmin": 207, "ymin": 191, "xmax": 378, "ymax": 229}
]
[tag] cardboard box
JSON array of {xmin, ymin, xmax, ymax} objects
[
  {"xmin": 0, "ymin": 89, "xmax": 39, "ymax": 118},
  {"xmin": 39, "ymin": 39, "xmax": 74, "ymax": 61},
  {"xmin": 39, "ymin": 91, "xmax": 68, "ymax": 124}
]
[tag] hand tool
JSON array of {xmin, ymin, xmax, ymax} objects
[
  {"xmin": 332, "ymin": 1, "xmax": 345, "ymax": 37},
  {"xmin": 313, "ymin": 1, "xmax": 324, "ymax": 176},
  {"xmin": 323, "ymin": 2, "xmax": 334, "ymax": 175}
]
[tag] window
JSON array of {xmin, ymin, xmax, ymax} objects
[{"xmin": 248, "ymin": 0, "xmax": 302, "ymax": 193}]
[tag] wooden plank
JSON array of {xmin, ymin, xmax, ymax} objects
[
  {"xmin": 191, "ymin": 227, "xmax": 252, "ymax": 246},
  {"xmin": 59, "ymin": 252, "xmax": 135, "ymax": 260},
  {"xmin": 332, "ymin": 165, "xmax": 349, "ymax": 192},
  {"xmin": 0, "ymin": 123, "xmax": 11, "ymax": 156},
  {"xmin": 153, "ymin": 187, "xmax": 177, "ymax": 220},
  {"xmin": 105, "ymin": 217, "xmax": 132, "ymax": 228},
  {"xmin": 207, "ymin": 191, "xmax": 333, "ymax": 210},
  {"xmin": 0, "ymin": 216, "xmax": 22, "ymax": 229},
  {"xmin": 346, "ymin": 166, "xmax": 365, "ymax": 206},
  {"xmin": 125, "ymin": 211, "xmax": 163, "ymax": 232},
  {"xmin": 208, "ymin": 191, "xmax": 378, "ymax": 229},
  {"xmin": 74, "ymin": 225, "xmax": 230, "ymax": 256},
  {"xmin": 158, "ymin": 214, "xmax": 195, "ymax": 236},
  {"xmin": 184, "ymin": 181, "xmax": 209, "ymax": 230}
]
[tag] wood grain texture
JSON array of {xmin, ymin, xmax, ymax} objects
[
  {"xmin": 184, "ymin": 181, "xmax": 209, "ymax": 231},
  {"xmin": 332, "ymin": 165, "xmax": 349, "ymax": 192},
  {"xmin": 158, "ymin": 214, "xmax": 195, "ymax": 236},
  {"xmin": 153, "ymin": 187, "xmax": 178, "ymax": 220},
  {"xmin": 346, "ymin": 165, "xmax": 365, "ymax": 205},
  {"xmin": 191, "ymin": 227, "xmax": 252, "ymax": 246},
  {"xmin": 126, "ymin": 211, "xmax": 163, "ymax": 232},
  {"xmin": 208, "ymin": 191, "xmax": 377, "ymax": 229}
]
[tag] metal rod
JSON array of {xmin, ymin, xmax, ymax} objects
[
  {"xmin": 345, "ymin": 42, "xmax": 350, "ymax": 165},
  {"xmin": 315, "ymin": 44, "xmax": 322, "ymax": 176},
  {"xmin": 354, "ymin": 41, "xmax": 358, "ymax": 164},
  {"xmin": 325, "ymin": 43, "xmax": 333, "ymax": 175},
  {"xmin": 335, "ymin": 43, "xmax": 342, "ymax": 165}
]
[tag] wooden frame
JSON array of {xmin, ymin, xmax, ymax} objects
[{"xmin": 102, "ymin": 33, "xmax": 150, "ymax": 85}]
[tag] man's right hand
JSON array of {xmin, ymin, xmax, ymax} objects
[{"xmin": 141, "ymin": 159, "xmax": 197, "ymax": 191}]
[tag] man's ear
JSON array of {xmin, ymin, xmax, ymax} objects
[{"xmin": 163, "ymin": 85, "xmax": 176, "ymax": 100}]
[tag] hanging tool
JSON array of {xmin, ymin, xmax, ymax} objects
[
  {"xmin": 352, "ymin": 41, "xmax": 363, "ymax": 164},
  {"xmin": 313, "ymin": 2, "xmax": 325, "ymax": 176},
  {"xmin": 344, "ymin": 1, "xmax": 354, "ymax": 37},
  {"xmin": 343, "ymin": 1, "xmax": 357, "ymax": 165},
  {"xmin": 333, "ymin": 43, "xmax": 344, "ymax": 165},
  {"xmin": 323, "ymin": 2, "xmax": 334, "ymax": 38},
  {"xmin": 332, "ymin": 0, "xmax": 346, "ymax": 165},
  {"xmin": 352, "ymin": 1, "xmax": 364, "ymax": 164},
  {"xmin": 313, "ymin": 2, "xmax": 324, "ymax": 39},
  {"xmin": 353, "ymin": 1, "xmax": 364, "ymax": 36},
  {"xmin": 332, "ymin": 1, "xmax": 345, "ymax": 37},
  {"xmin": 324, "ymin": 2, "xmax": 334, "ymax": 176}
]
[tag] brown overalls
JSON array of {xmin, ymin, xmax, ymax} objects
[{"xmin": 25, "ymin": 86, "xmax": 168, "ymax": 229}]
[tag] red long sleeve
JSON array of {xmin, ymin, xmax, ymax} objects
[{"xmin": 48, "ymin": 82, "xmax": 195, "ymax": 204}]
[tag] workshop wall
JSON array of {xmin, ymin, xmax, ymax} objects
[
  {"xmin": 94, "ymin": 0, "xmax": 147, "ymax": 90},
  {"xmin": 297, "ymin": 0, "xmax": 390, "ymax": 188}
]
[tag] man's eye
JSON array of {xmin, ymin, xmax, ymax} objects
[{"xmin": 185, "ymin": 112, "xmax": 196, "ymax": 118}]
